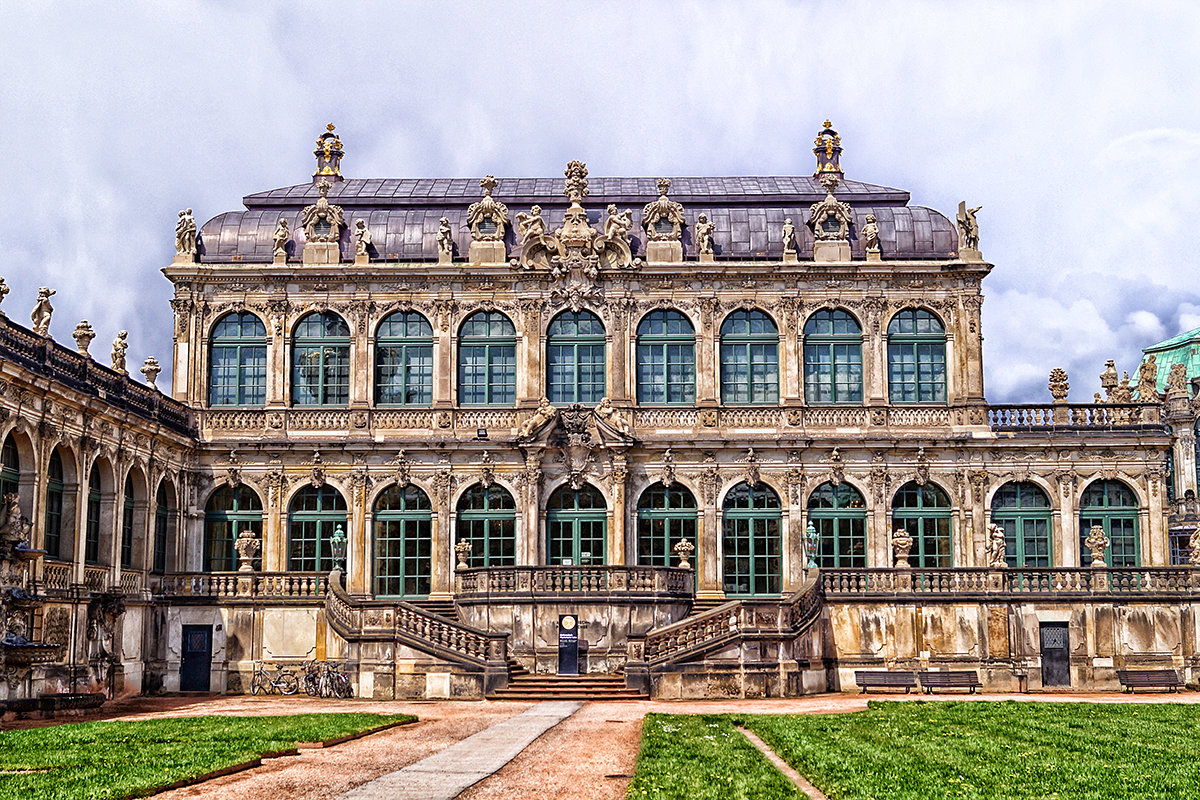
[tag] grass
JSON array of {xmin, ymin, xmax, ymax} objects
[
  {"xmin": 628, "ymin": 702, "xmax": 1200, "ymax": 800},
  {"xmin": 0, "ymin": 711, "xmax": 415, "ymax": 800}
]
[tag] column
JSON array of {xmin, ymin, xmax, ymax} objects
[
  {"xmin": 348, "ymin": 486, "xmax": 368, "ymax": 595},
  {"xmin": 697, "ymin": 504, "xmax": 724, "ymax": 599},
  {"xmin": 696, "ymin": 312, "xmax": 718, "ymax": 406},
  {"xmin": 433, "ymin": 311, "xmax": 454, "ymax": 408},
  {"xmin": 608, "ymin": 467, "xmax": 627, "ymax": 565}
]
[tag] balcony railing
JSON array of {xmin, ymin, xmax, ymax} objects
[
  {"xmin": 987, "ymin": 403, "xmax": 1162, "ymax": 431},
  {"xmin": 155, "ymin": 572, "xmax": 329, "ymax": 599},
  {"xmin": 822, "ymin": 567, "xmax": 1200, "ymax": 598},
  {"xmin": 456, "ymin": 565, "xmax": 693, "ymax": 598}
]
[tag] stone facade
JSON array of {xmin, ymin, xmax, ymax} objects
[{"xmin": 3, "ymin": 123, "xmax": 1200, "ymax": 703}]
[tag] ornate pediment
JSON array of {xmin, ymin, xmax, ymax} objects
[{"xmin": 807, "ymin": 174, "xmax": 853, "ymax": 241}]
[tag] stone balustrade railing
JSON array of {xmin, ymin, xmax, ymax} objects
[
  {"xmin": 119, "ymin": 569, "xmax": 144, "ymax": 594},
  {"xmin": 154, "ymin": 571, "xmax": 328, "ymax": 599},
  {"xmin": 41, "ymin": 562, "xmax": 72, "ymax": 592},
  {"xmin": 455, "ymin": 565, "xmax": 693, "ymax": 598},
  {"xmin": 987, "ymin": 403, "xmax": 1161, "ymax": 431},
  {"xmin": 325, "ymin": 582, "xmax": 508, "ymax": 671},
  {"xmin": 822, "ymin": 567, "xmax": 1200, "ymax": 597},
  {"xmin": 83, "ymin": 566, "xmax": 108, "ymax": 591}
]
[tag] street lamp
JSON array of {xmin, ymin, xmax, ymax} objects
[
  {"xmin": 330, "ymin": 523, "xmax": 347, "ymax": 577},
  {"xmin": 805, "ymin": 521, "xmax": 818, "ymax": 569}
]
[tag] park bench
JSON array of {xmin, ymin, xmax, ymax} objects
[
  {"xmin": 1116, "ymin": 669, "xmax": 1181, "ymax": 693},
  {"xmin": 854, "ymin": 670, "xmax": 918, "ymax": 694},
  {"xmin": 918, "ymin": 670, "xmax": 982, "ymax": 694}
]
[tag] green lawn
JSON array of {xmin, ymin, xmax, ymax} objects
[
  {"xmin": 628, "ymin": 702, "xmax": 1200, "ymax": 800},
  {"xmin": 0, "ymin": 712, "xmax": 415, "ymax": 800}
]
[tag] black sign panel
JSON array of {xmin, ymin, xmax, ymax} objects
[{"xmin": 558, "ymin": 614, "xmax": 579, "ymax": 675}]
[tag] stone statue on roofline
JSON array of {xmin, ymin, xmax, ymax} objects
[
  {"xmin": 517, "ymin": 205, "xmax": 546, "ymax": 244},
  {"xmin": 781, "ymin": 218, "xmax": 798, "ymax": 254},
  {"xmin": 1189, "ymin": 527, "xmax": 1200, "ymax": 566},
  {"xmin": 272, "ymin": 218, "xmax": 291, "ymax": 260},
  {"xmin": 437, "ymin": 216, "xmax": 454, "ymax": 263},
  {"xmin": 1137, "ymin": 355, "xmax": 1160, "ymax": 401},
  {"xmin": 603, "ymin": 205, "xmax": 633, "ymax": 244},
  {"xmin": 353, "ymin": 219, "xmax": 372, "ymax": 263},
  {"xmin": 0, "ymin": 277, "xmax": 9, "ymax": 315},
  {"xmin": 956, "ymin": 202, "xmax": 982, "ymax": 257},
  {"xmin": 30, "ymin": 287, "xmax": 55, "ymax": 336},
  {"xmin": 862, "ymin": 213, "xmax": 881, "ymax": 260},
  {"xmin": 175, "ymin": 208, "xmax": 198, "ymax": 258},
  {"xmin": 111, "ymin": 330, "xmax": 128, "ymax": 374},
  {"xmin": 695, "ymin": 213, "xmax": 715, "ymax": 258}
]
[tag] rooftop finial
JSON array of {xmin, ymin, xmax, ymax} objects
[
  {"xmin": 813, "ymin": 120, "xmax": 844, "ymax": 179},
  {"xmin": 313, "ymin": 123, "xmax": 344, "ymax": 184},
  {"xmin": 563, "ymin": 161, "xmax": 589, "ymax": 204}
]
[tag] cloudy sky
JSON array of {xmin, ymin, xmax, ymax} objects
[{"xmin": 1, "ymin": 1, "xmax": 1198, "ymax": 402}]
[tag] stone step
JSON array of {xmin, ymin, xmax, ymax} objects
[{"xmin": 492, "ymin": 672, "xmax": 646, "ymax": 700}]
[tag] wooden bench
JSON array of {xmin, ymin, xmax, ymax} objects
[
  {"xmin": 854, "ymin": 670, "xmax": 918, "ymax": 694},
  {"xmin": 918, "ymin": 670, "xmax": 982, "ymax": 694},
  {"xmin": 1117, "ymin": 669, "xmax": 1181, "ymax": 693}
]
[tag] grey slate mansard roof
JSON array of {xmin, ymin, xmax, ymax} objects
[{"xmin": 198, "ymin": 175, "xmax": 957, "ymax": 263}]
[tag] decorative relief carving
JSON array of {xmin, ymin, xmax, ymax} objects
[
  {"xmin": 467, "ymin": 176, "xmax": 510, "ymax": 242},
  {"xmin": 643, "ymin": 178, "xmax": 685, "ymax": 242}
]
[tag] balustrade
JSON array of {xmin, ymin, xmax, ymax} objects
[
  {"xmin": 119, "ymin": 569, "xmax": 144, "ymax": 594},
  {"xmin": 41, "ymin": 562, "xmax": 72, "ymax": 592},
  {"xmin": 823, "ymin": 567, "xmax": 1200, "ymax": 597},
  {"xmin": 82, "ymin": 566, "xmax": 108, "ymax": 591},
  {"xmin": 455, "ymin": 565, "xmax": 692, "ymax": 598},
  {"xmin": 988, "ymin": 403, "xmax": 1157, "ymax": 431},
  {"xmin": 155, "ymin": 571, "xmax": 328, "ymax": 599}
]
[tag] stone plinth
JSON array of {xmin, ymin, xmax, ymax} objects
[
  {"xmin": 171, "ymin": 252, "xmax": 198, "ymax": 266},
  {"xmin": 866, "ymin": 250, "xmax": 882, "ymax": 262},
  {"xmin": 273, "ymin": 251, "xmax": 287, "ymax": 265},
  {"xmin": 354, "ymin": 252, "xmax": 370, "ymax": 267},
  {"xmin": 438, "ymin": 250, "xmax": 452, "ymax": 265},
  {"xmin": 959, "ymin": 247, "xmax": 984, "ymax": 262},
  {"xmin": 468, "ymin": 241, "xmax": 507, "ymax": 264},
  {"xmin": 813, "ymin": 240, "xmax": 851, "ymax": 262},
  {"xmin": 646, "ymin": 240, "xmax": 683, "ymax": 263},
  {"xmin": 303, "ymin": 242, "xmax": 341, "ymax": 265},
  {"xmin": 698, "ymin": 252, "xmax": 714, "ymax": 263},
  {"xmin": 782, "ymin": 251, "xmax": 799, "ymax": 264}
]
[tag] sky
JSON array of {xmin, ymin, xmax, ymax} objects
[{"xmin": 1, "ymin": 1, "xmax": 1198, "ymax": 402}]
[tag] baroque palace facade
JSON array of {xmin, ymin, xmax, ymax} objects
[{"xmin": 2, "ymin": 123, "xmax": 1198, "ymax": 701}]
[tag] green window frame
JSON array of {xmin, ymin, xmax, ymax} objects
[
  {"xmin": 892, "ymin": 481, "xmax": 952, "ymax": 567},
  {"xmin": 288, "ymin": 485, "xmax": 347, "ymax": 572},
  {"xmin": 153, "ymin": 482, "xmax": 170, "ymax": 574},
  {"xmin": 807, "ymin": 482, "xmax": 867, "ymax": 568},
  {"xmin": 456, "ymin": 484, "xmax": 517, "ymax": 568},
  {"xmin": 636, "ymin": 310, "xmax": 696, "ymax": 405},
  {"xmin": 204, "ymin": 485, "xmax": 262, "ymax": 572},
  {"xmin": 291, "ymin": 311, "xmax": 351, "ymax": 407},
  {"xmin": 547, "ymin": 310, "xmax": 606, "ymax": 405},
  {"xmin": 209, "ymin": 311, "xmax": 267, "ymax": 407},
  {"xmin": 43, "ymin": 449, "xmax": 64, "ymax": 560},
  {"xmin": 722, "ymin": 482, "xmax": 782, "ymax": 596},
  {"xmin": 720, "ymin": 310, "xmax": 779, "ymax": 404},
  {"xmin": 85, "ymin": 463, "xmax": 101, "ymax": 565},
  {"xmin": 887, "ymin": 309, "xmax": 947, "ymax": 404},
  {"xmin": 373, "ymin": 483, "xmax": 433, "ymax": 598},
  {"xmin": 120, "ymin": 474, "xmax": 135, "ymax": 568},
  {"xmin": 636, "ymin": 482, "xmax": 698, "ymax": 567},
  {"xmin": 0, "ymin": 434, "xmax": 18, "ymax": 498},
  {"xmin": 803, "ymin": 309, "xmax": 863, "ymax": 404},
  {"xmin": 991, "ymin": 481, "xmax": 1052, "ymax": 568},
  {"xmin": 458, "ymin": 311, "xmax": 517, "ymax": 406},
  {"xmin": 547, "ymin": 484, "xmax": 607, "ymax": 566},
  {"xmin": 375, "ymin": 311, "xmax": 433, "ymax": 406},
  {"xmin": 1079, "ymin": 480, "xmax": 1139, "ymax": 567}
]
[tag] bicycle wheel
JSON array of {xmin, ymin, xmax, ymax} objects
[
  {"xmin": 250, "ymin": 672, "xmax": 266, "ymax": 696},
  {"xmin": 278, "ymin": 669, "xmax": 300, "ymax": 696}
]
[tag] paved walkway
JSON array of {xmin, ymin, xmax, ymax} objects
[{"xmin": 335, "ymin": 701, "xmax": 582, "ymax": 800}]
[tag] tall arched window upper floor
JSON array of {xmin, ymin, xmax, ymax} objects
[
  {"xmin": 547, "ymin": 310, "xmax": 606, "ymax": 405},
  {"xmin": 458, "ymin": 311, "xmax": 517, "ymax": 406},
  {"xmin": 0, "ymin": 433, "xmax": 18, "ymax": 497},
  {"xmin": 208, "ymin": 312, "xmax": 267, "ymax": 407},
  {"xmin": 636, "ymin": 310, "xmax": 696, "ymax": 405},
  {"xmin": 803, "ymin": 309, "xmax": 863, "ymax": 405},
  {"xmin": 720, "ymin": 309, "xmax": 779, "ymax": 405},
  {"xmin": 887, "ymin": 309, "xmax": 947, "ymax": 404},
  {"xmin": 374, "ymin": 311, "xmax": 433, "ymax": 406},
  {"xmin": 291, "ymin": 311, "xmax": 351, "ymax": 407}
]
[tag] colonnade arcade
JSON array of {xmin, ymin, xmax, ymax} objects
[{"xmin": 195, "ymin": 465, "xmax": 1153, "ymax": 600}]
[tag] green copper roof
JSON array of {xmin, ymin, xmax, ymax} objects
[{"xmin": 1138, "ymin": 326, "xmax": 1200, "ymax": 394}]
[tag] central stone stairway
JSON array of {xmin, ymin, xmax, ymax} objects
[{"xmin": 490, "ymin": 662, "xmax": 647, "ymax": 700}]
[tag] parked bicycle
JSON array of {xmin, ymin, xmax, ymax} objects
[
  {"xmin": 250, "ymin": 661, "xmax": 299, "ymax": 695},
  {"xmin": 300, "ymin": 659, "xmax": 354, "ymax": 698}
]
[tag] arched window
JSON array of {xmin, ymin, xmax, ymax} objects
[
  {"xmin": 722, "ymin": 482, "xmax": 782, "ymax": 595},
  {"xmin": 892, "ymin": 481, "xmax": 952, "ymax": 567},
  {"xmin": 44, "ymin": 449, "xmax": 64, "ymax": 560},
  {"xmin": 204, "ymin": 485, "xmax": 262, "ymax": 572},
  {"xmin": 0, "ymin": 434, "xmax": 18, "ymax": 497},
  {"xmin": 547, "ymin": 310, "xmax": 606, "ymax": 404},
  {"xmin": 288, "ymin": 485, "xmax": 347, "ymax": 572},
  {"xmin": 887, "ymin": 309, "xmax": 946, "ymax": 404},
  {"xmin": 153, "ymin": 482, "xmax": 171, "ymax": 574},
  {"xmin": 121, "ymin": 474, "xmax": 135, "ymax": 568},
  {"xmin": 375, "ymin": 311, "xmax": 433, "ymax": 406},
  {"xmin": 373, "ymin": 484, "xmax": 433, "ymax": 598},
  {"xmin": 991, "ymin": 482, "xmax": 1052, "ymax": 568},
  {"xmin": 85, "ymin": 463, "xmax": 101, "ymax": 565},
  {"xmin": 803, "ymin": 310, "xmax": 863, "ymax": 404},
  {"xmin": 719, "ymin": 310, "xmax": 779, "ymax": 404},
  {"xmin": 458, "ymin": 311, "xmax": 517, "ymax": 406},
  {"xmin": 547, "ymin": 484, "xmax": 607, "ymax": 566},
  {"xmin": 636, "ymin": 483, "xmax": 698, "ymax": 567},
  {"xmin": 636, "ymin": 310, "xmax": 696, "ymax": 405},
  {"xmin": 291, "ymin": 311, "xmax": 351, "ymax": 407},
  {"xmin": 1079, "ymin": 480, "xmax": 1139, "ymax": 567},
  {"xmin": 209, "ymin": 311, "xmax": 267, "ymax": 407},
  {"xmin": 456, "ymin": 484, "xmax": 517, "ymax": 568},
  {"xmin": 807, "ymin": 482, "xmax": 867, "ymax": 567}
]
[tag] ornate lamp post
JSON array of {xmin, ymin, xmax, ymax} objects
[
  {"xmin": 330, "ymin": 524, "xmax": 347, "ymax": 580},
  {"xmin": 805, "ymin": 522, "xmax": 819, "ymax": 569}
]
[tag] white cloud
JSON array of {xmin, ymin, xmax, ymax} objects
[{"xmin": 1, "ymin": 1, "xmax": 1199, "ymax": 400}]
